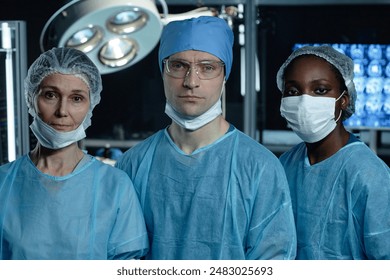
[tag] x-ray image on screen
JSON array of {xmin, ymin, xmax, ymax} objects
[{"xmin": 293, "ymin": 43, "xmax": 390, "ymax": 130}]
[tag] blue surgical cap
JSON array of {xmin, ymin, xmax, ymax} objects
[{"xmin": 158, "ymin": 16, "xmax": 234, "ymax": 79}]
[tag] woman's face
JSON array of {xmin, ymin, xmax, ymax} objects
[
  {"xmin": 36, "ymin": 73, "xmax": 90, "ymax": 132},
  {"xmin": 282, "ymin": 55, "xmax": 345, "ymax": 100}
]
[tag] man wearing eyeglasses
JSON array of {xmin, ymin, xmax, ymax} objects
[{"xmin": 116, "ymin": 16, "xmax": 296, "ymax": 260}]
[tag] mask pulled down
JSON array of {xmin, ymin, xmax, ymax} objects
[{"xmin": 30, "ymin": 116, "xmax": 86, "ymax": 149}]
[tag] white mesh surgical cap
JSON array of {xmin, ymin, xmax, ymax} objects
[
  {"xmin": 276, "ymin": 45, "xmax": 356, "ymax": 120},
  {"xmin": 24, "ymin": 47, "xmax": 102, "ymax": 129}
]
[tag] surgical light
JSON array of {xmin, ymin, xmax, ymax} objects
[
  {"xmin": 99, "ymin": 38, "xmax": 138, "ymax": 68},
  {"xmin": 107, "ymin": 9, "xmax": 148, "ymax": 34},
  {"xmin": 65, "ymin": 26, "xmax": 103, "ymax": 53},
  {"xmin": 40, "ymin": 0, "xmax": 163, "ymax": 75}
]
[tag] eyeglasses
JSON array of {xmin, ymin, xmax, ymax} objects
[{"xmin": 163, "ymin": 59, "xmax": 225, "ymax": 80}]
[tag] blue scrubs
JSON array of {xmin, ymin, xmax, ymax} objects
[
  {"xmin": 280, "ymin": 136, "xmax": 390, "ymax": 259},
  {"xmin": 0, "ymin": 154, "xmax": 149, "ymax": 259},
  {"xmin": 116, "ymin": 127, "xmax": 297, "ymax": 260}
]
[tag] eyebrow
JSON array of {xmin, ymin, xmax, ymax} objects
[
  {"xmin": 285, "ymin": 78, "xmax": 333, "ymax": 85},
  {"xmin": 40, "ymin": 85, "xmax": 89, "ymax": 94},
  {"xmin": 169, "ymin": 58, "xmax": 221, "ymax": 63}
]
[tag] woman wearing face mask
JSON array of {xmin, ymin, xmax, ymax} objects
[
  {"xmin": 0, "ymin": 47, "xmax": 148, "ymax": 259},
  {"xmin": 277, "ymin": 45, "xmax": 390, "ymax": 259}
]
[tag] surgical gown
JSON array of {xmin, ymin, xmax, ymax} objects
[
  {"xmin": 115, "ymin": 127, "xmax": 297, "ymax": 260},
  {"xmin": 0, "ymin": 154, "xmax": 149, "ymax": 259},
  {"xmin": 279, "ymin": 138, "xmax": 390, "ymax": 259}
]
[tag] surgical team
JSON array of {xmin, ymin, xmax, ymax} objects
[{"xmin": 0, "ymin": 16, "xmax": 389, "ymax": 260}]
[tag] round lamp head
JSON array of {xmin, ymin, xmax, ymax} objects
[{"xmin": 40, "ymin": 0, "xmax": 163, "ymax": 74}]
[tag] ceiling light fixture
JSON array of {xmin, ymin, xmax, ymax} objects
[{"xmin": 40, "ymin": 0, "xmax": 163, "ymax": 75}]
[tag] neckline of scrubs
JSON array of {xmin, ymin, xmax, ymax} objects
[
  {"xmin": 304, "ymin": 140, "xmax": 363, "ymax": 167},
  {"xmin": 26, "ymin": 153, "xmax": 94, "ymax": 180},
  {"xmin": 164, "ymin": 125, "xmax": 236, "ymax": 156}
]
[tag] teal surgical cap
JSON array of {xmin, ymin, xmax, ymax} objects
[{"xmin": 158, "ymin": 16, "xmax": 234, "ymax": 79}]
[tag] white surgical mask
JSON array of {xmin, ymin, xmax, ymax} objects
[
  {"xmin": 165, "ymin": 80, "xmax": 225, "ymax": 130},
  {"xmin": 280, "ymin": 92, "xmax": 344, "ymax": 143},
  {"xmin": 30, "ymin": 116, "xmax": 86, "ymax": 149},
  {"xmin": 165, "ymin": 98, "xmax": 222, "ymax": 130}
]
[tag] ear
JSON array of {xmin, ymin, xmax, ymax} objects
[{"xmin": 341, "ymin": 92, "xmax": 350, "ymax": 110}]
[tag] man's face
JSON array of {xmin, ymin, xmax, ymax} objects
[{"xmin": 162, "ymin": 50, "xmax": 225, "ymax": 118}]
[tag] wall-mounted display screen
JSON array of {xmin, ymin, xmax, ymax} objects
[{"xmin": 293, "ymin": 43, "xmax": 390, "ymax": 130}]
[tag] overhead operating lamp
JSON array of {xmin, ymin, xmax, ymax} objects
[{"xmin": 40, "ymin": 0, "xmax": 164, "ymax": 75}]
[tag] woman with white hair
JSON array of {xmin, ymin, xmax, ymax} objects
[
  {"xmin": 0, "ymin": 47, "xmax": 148, "ymax": 259},
  {"xmin": 277, "ymin": 45, "xmax": 390, "ymax": 259}
]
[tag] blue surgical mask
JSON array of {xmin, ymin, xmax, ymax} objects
[{"xmin": 30, "ymin": 116, "xmax": 86, "ymax": 149}]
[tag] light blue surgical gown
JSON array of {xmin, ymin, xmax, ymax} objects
[
  {"xmin": 115, "ymin": 126, "xmax": 297, "ymax": 260},
  {"xmin": 279, "ymin": 136, "xmax": 390, "ymax": 259},
  {"xmin": 0, "ymin": 154, "xmax": 149, "ymax": 259}
]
